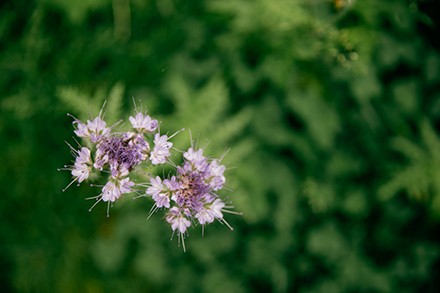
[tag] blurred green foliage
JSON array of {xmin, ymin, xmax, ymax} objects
[{"xmin": 1, "ymin": 0, "xmax": 440, "ymax": 292}]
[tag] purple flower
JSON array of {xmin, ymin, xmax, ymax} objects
[
  {"xmin": 195, "ymin": 208, "xmax": 214, "ymax": 225},
  {"xmin": 101, "ymin": 181, "xmax": 120, "ymax": 202},
  {"xmin": 149, "ymin": 146, "xmax": 235, "ymax": 241},
  {"xmin": 166, "ymin": 207, "xmax": 191, "ymax": 233},
  {"xmin": 95, "ymin": 133, "xmax": 150, "ymax": 178},
  {"xmin": 147, "ymin": 176, "xmax": 170, "ymax": 208},
  {"xmin": 71, "ymin": 162, "xmax": 90, "ymax": 183},
  {"xmin": 119, "ymin": 177, "xmax": 135, "ymax": 193},
  {"xmin": 73, "ymin": 120, "xmax": 89, "ymax": 138},
  {"xmin": 71, "ymin": 147, "xmax": 92, "ymax": 183},
  {"xmin": 129, "ymin": 113, "xmax": 158, "ymax": 132},
  {"xmin": 150, "ymin": 133, "xmax": 172, "ymax": 165},
  {"xmin": 75, "ymin": 147, "xmax": 91, "ymax": 165},
  {"xmin": 164, "ymin": 176, "xmax": 180, "ymax": 191},
  {"xmin": 87, "ymin": 116, "xmax": 109, "ymax": 143},
  {"xmin": 146, "ymin": 176, "xmax": 181, "ymax": 208},
  {"xmin": 204, "ymin": 160, "xmax": 226, "ymax": 191},
  {"xmin": 183, "ymin": 147, "xmax": 208, "ymax": 172},
  {"xmin": 101, "ymin": 178, "xmax": 134, "ymax": 202},
  {"xmin": 64, "ymin": 105, "xmax": 237, "ymax": 250},
  {"xmin": 146, "ymin": 176, "xmax": 164, "ymax": 197},
  {"xmin": 207, "ymin": 198, "xmax": 225, "ymax": 219}
]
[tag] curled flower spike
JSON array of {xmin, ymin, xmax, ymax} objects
[
  {"xmin": 145, "ymin": 144, "xmax": 240, "ymax": 251},
  {"xmin": 63, "ymin": 106, "xmax": 174, "ymax": 216}
]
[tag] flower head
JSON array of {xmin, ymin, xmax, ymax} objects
[
  {"xmin": 129, "ymin": 112, "xmax": 158, "ymax": 132},
  {"xmin": 87, "ymin": 116, "xmax": 109, "ymax": 143},
  {"xmin": 73, "ymin": 120, "xmax": 90, "ymax": 138},
  {"xmin": 166, "ymin": 207, "xmax": 191, "ymax": 234},
  {"xmin": 150, "ymin": 133, "xmax": 173, "ymax": 165},
  {"xmin": 70, "ymin": 147, "xmax": 92, "ymax": 183},
  {"xmin": 64, "ymin": 107, "xmax": 177, "ymax": 216},
  {"xmin": 95, "ymin": 133, "xmax": 150, "ymax": 178},
  {"xmin": 63, "ymin": 106, "xmax": 236, "ymax": 251},
  {"xmin": 146, "ymin": 146, "xmax": 236, "ymax": 250}
]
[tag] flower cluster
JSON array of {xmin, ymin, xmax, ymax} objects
[
  {"xmin": 63, "ymin": 107, "xmax": 237, "ymax": 251},
  {"xmin": 63, "ymin": 111, "xmax": 172, "ymax": 216},
  {"xmin": 146, "ymin": 147, "xmax": 234, "ymax": 250}
]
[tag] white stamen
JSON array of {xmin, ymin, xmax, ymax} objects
[{"xmin": 88, "ymin": 197, "xmax": 103, "ymax": 212}]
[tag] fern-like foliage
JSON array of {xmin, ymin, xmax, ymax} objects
[
  {"xmin": 57, "ymin": 83, "xmax": 125, "ymax": 124},
  {"xmin": 380, "ymin": 121, "xmax": 440, "ymax": 215}
]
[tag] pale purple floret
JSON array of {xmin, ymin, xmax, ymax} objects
[
  {"xmin": 195, "ymin": 208, "xmax": 214, "ymax": 225},
  {"xmin": 204, "ymin": 160, "xmax": 226, "ymax": 191},
  {"xmin": 207, "ymin": 198, "xmax": 225, "ymax": 219},
  {"xmin": 87, "ymin": 116, "xmax": 109, "ymax": 143},
  {"xmin": 155, "ymin": 146, "xmax": 232, "ymax": 237},
  {"xmin": 164, "ymin": 176, "xmax": 180, "ymax": 191},
  {"xmin": 146, "ymin": 176, "xmax": 181, "ymax": 208},
  {"xmin": 119, "ymin": 177, "xmax": 135, "ymax": 194},
  {"xmin": 154, "ymin": 193, "xmax": 170, "ymax": 208},
  {"xmin": 147, "ymin": 177, "xmax": 170, "ymax": 208},
  {"xmin": 147, "ymin": 176, "xmax": 164, "ymax": 197},
  {"xmin": 71, "ymin": 162, "xmax": 90, "ymax": 183},
  {"xmin": 150, "ymin": 133, "xmax": 172, "ymax": 165},
  {"xmin": 76, "ymin": 147, "xmax": 91, "ymax": 165},
  {"xmin": 101, "ymin": 178, "xmax": 134, "ymax": 202},
  {"xmin": 101, "ymin": 181, "xmax": 120, "ymax": 202},
  {"xmin": 183, "ymin": 147, "xmax": 208, "ymax": 172},
  {"xmin": 129, "ymin": 113, "xmax": 158, "ymax": 132},
  {"xmin": 71, "ymin": 147, "xmax": 92, "ymax": 183},
  {"xmin": 73, "ymin": 120, "xmax": 90, "ymax": 138},
  {"xmin": 166, "ymin": 207, "xmax": 191, "ymax": 233}
]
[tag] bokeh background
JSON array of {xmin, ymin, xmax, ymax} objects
[{"xmin": 2, "ymin": 0, "xmax": 440, "ymax": 292}]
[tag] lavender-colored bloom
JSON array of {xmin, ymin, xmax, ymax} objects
[
  {"xmin": 147, "ymin": 176, "xmax": 178, "ymax": 208},
  {"xmin": 163, "ymin": 176, "xmax": 180, "ymax": 191},
  {"xmin": 129, "ymin": 113, "xmax": 158, "ymax": 132},
  {"xmin": 93, "ymin": 150, "xmax": 108, "ymax": 171},
  {"xmin": 166, "ymin": 207, "xmax": 191, "ymax": 233},
  {"xmin": 204, "ymin": 160, "xmax": 226, "ymax": 191},
  {"xmin": 154, "ymin": 193, "xmax": 170, "ymax": 209},
  {"xmin": 150, "ymin": 133, "xmax": 172, "ymax": 165},
  {"xmin": 183, "ymin": 147, "xmax": 203, "ymax": 162},
  {"xmin": 119, "ymin": 177, "xmax": 135, "ymax": 193},
  {"xmin": 101, "ymin": 181, "xmax": 120, "ymax": 202},
  {"xmin": 71, "ymin": 162, "xmax": 90, "ymax": 183},
  {"xmin": 87, "ymin": 116, "xmax": 109, "ymax": 143},
  {"xmin": 101, "ymin": 178, "xmax": 134, "ymax": 202},
  {"xmin": 71, "ymin": 147, "xmax": 92, "ymax": 183},
  {"xmin": 73, "ymin": 120, "xmax": 90, "ymax": 138},
  {"xmin": 195, "ymin": 208, "xmax": 214, "ymax": 225},
  {"xmin": 87, "ymin": 116, "xmax": 107, "ymax": 133},
  {"xmin": 95, "ymin": 133, "xmax": 149, "ymax": 178},
  {"xmin": 75, "ymin": 147, "xmax": 91, "ymax": 165},
  {"xmin": 147, "ymin": 176, "xmax": 164, "ymax": 197},
  {"xmin": 207, "ymin": 198, "xmax": 225, "ymax": 219},
  {"xmin": 64, "ymin": 105, "xmax": 236, "ymax": 249},
  {"xmin": 183, "ymin": 147, "xmax": 208, "ymax": 172},
  {"xmin": 153, "ymin": 146, "xmax": 234, "ymax": 242}
]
